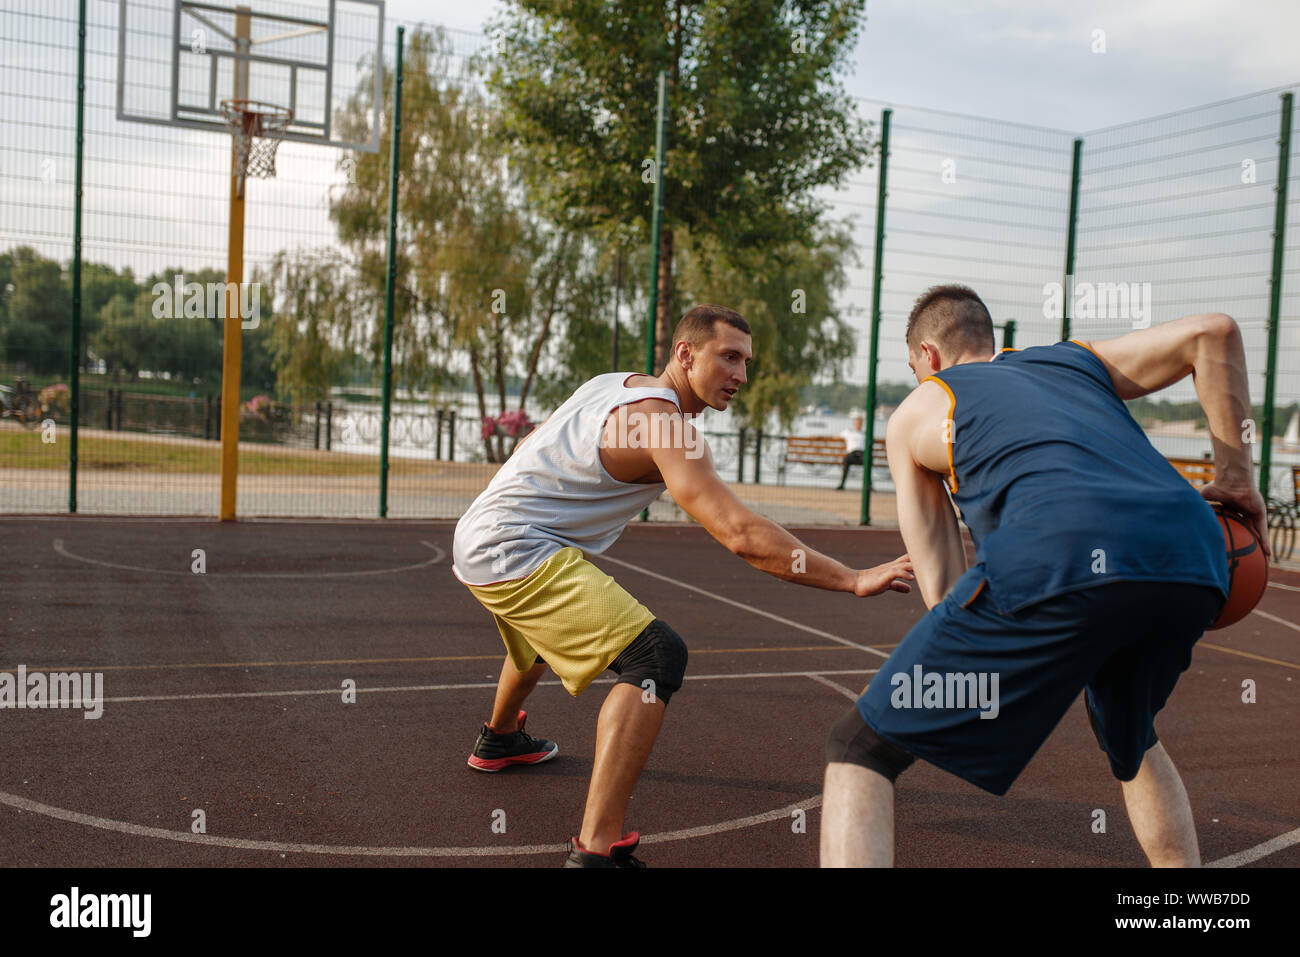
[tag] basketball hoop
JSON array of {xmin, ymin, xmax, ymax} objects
[{"xmin": 220, "ymin": 99, "xmax": 293, "ymax": 196}]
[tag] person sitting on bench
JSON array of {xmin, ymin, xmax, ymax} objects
[{"xmin": 837, "ymin": 412, "xmax": 867, "ymax": 490}]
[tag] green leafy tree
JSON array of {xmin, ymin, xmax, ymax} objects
[
  {"xmin": 0, "ymin": 250, "xmax": 14, "ymax": 333},
  {"xmin": 90, "ymin": 266, "xmax": 272, "ymax": 391},
  {"xmin": 91, "ymin": 290, "xmax": 153, "ymax": 378},
  {"xmin": 534, "ymin": 240, "xmax": 649, "ymax": 409},
  {"xmin": 332, "ymin": 28, "xmax": 607, "ymax": 462},
  {"xmin": 78, "ymin": 262, "xmax": 140, "ymax": 365},
  {"xmin": 0, "ymin": 251, "xmax": 143, "ymax": 376},
  {"xmin": 488, "ymin": 0, "xmax": 873, "ymax": 372},
  {"xmin": 0, "ymin": 246, "xmax": 71, "ymax": 373},
  {"xmin": 263, "ymin": 249, "xmax": 360, "ymax": 404},
  {"xmin": 674, "ymin": 222, "xmax": 857, "ymax": 430}
]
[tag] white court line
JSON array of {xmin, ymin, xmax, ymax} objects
[
  {"xmin": 0, "ymin": 779, "xmax": 1287, "ymax": 866},
  {"xmin": 29, "ymin": 529, "xmax": 1294, "ymax": 865},
  {"xmin": 1249, "ymin": 608, "xmax": 1300, "ymax": 634},
  {"xmin": 805, "ymin": 674, "xmax": 861, "ymax": 702},
  {"xmin": 0, "ymin": 661, "xmax": 856, "ymax": 859},
  {"xmin": 596, "ymin": 555, "xmax": 1297, "ymax": 867},
  {"xmin": 52, "ymin": 538, "xmax": 445, "ymax": 578},
  {"xmin": 0, "ymin": 788, "xmax": 821, "ymax": 859},
  {"xmin": 1206, "ymin": 825, "xmax": 1300, "ymax": 868},
  {"xmin": 1265, "ymin": 580, "xmax": 1300, "ymax": 593},
  {"xmin": 596, "ymin": 554, "xmax": 891, "ymax": 659},
  {"xmin": 96, "ymin": 669, "xmax": 880, "ymax": 705}
]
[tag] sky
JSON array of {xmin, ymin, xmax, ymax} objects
[
  {"xmin": 370, "ymin": 1, "xmax": 1300, "ymax": 403},
  {"xmin": 3, "ymin": 0, "xmax": 1298, "ymax": 415},
  {"xmin": 385, "ymin": 0, "xmax": 1300, "ymax": 132}
]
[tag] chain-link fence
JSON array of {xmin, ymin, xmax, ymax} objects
[
  {"xmin": 1, "ymin": 3, "xmax": 1296, "ymax": 525},
  {"xmin": 1076, "ymin": 88, "xmax": 1300, "ymax": 498}
]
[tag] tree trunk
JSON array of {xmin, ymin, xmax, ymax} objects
[
  {"xmin": 519, "ymin": 230, "xmax": 572, "ymax": 407},
  {"xmin": 654, "ymin": 227, "xmax": 674, "ymax": 373},
  {"xmin": 469, "ymin": 342, "xmax": 494, "ymax": 462},
  {"xmin": 492, "ymin": 317, "xmax": 506, "ymax": 462}
]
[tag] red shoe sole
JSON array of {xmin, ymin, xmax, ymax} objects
[{"xmin": 467, "ymin": 746, "xmax": 558, "ymax": 772}]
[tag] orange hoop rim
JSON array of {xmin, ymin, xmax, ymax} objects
[{"xmin": 219, "ymin": 98, "xmax": 294, "ymax": 134}]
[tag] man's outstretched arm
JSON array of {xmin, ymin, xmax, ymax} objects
[
  {"xmin": 1079, "ymin": 313, "xmax": 1267, "ymax": 552},
  {"xmin": 652, "ymin": 420, "xmax": 913, "ymax": 596}
]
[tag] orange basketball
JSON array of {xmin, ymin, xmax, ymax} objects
[{"xmin": 1208, "ymin": 503, "xmax": 1268, "ymax": 630}]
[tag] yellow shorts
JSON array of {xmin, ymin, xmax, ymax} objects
[{"xmin": 462, "ymin": 546, "xmax": 656, "ymax": 697}]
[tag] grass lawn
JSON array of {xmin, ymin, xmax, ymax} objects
[{"xmin": 0, "ymin": 429, "xmax": 429, "ymax": 476}]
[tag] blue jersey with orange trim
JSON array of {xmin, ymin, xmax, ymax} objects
[{"xmin": 927, "ymin": 340, "xmax": 1230, "ymax": 614}]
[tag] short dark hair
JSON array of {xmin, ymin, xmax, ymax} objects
[
  {"xmin": 672, "ymin": 304, "xmax": 751, "ymax": 350},
  {"xmin": 905, "ymin": 285, "xmax": 995, "ymax": 358}
]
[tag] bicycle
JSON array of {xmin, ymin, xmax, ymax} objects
[{"xmin": 0, "ymin": 378, "xmax": 44, "ymax": 429}]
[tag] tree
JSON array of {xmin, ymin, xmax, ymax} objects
[
  {"xmin": 488, "ymin": 0, "xmax": 873, "ymax": 371},
  {"xmin": 263, "ymin": 249, "xmax": 361, "ymax": 405},
  {"xmin": 674, "ymin": 222, "xmax": 857, "ymax": 430},
  {"xmin": 0, "ymin": 246, "xmax": 71, "ymax": 373},
  {"xmin": 0, "ymin": 250, "xmax": 13, "ymax": 330},
  {"xmin": 78, "ymin": 262, "xmax": 140, "ymax": 365},
  {"xmin": 331, "ymin": 28, "xmax": 608, "ymax": 462},
  {"xmin": 89, "ymin": 265, "xmax": 274, "ymax": 391},
  {"xmin": 533, "ymin": 239, "xmax": 649, "ymax": 409},
  {"xmin": 91, "ymin": 290, "xmax": 153, "ymax": 379}
]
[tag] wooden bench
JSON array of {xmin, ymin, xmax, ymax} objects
[
  {"xmin": 1271, "ymin": 466, "xmax": 1300, "ymax": 561},
  {"xmin": 1167, "ymin": 456, "xmax": 1215, "ymax": 487},
  {"xmin": 1171, "ymin": 457, "xmax": 1300, "ymax": 562},
  {"xmin": 778, "ymin": 435, "xmax": 888, "ymax": 485}
]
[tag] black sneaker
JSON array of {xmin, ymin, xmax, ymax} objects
[
  {"xmin": 563, "ymin": 832, "xmax": 647, "ymax": 868},
  {"xmin": 467, "ymin": 709, "xmax": 558, "ymax": 772}
]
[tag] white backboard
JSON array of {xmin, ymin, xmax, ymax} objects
[{"xmin": 116, "ymin": 0, "xmax": 384, "ymax": 153}]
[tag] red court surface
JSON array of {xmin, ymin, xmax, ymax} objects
[{"xmin": 0, "ymin": 517, "xmax": 1295, "ymax": 868}]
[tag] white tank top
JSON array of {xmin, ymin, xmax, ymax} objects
[{"xmin": 452, "ymin": 373, "xmax": 682, "ymax": 585}]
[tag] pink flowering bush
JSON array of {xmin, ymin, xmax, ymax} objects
[
  {"xmin": 480, "ymin": 408, "xmax": 536, "ymax": 461},
  {"xmin": 38, "ymin": 383, "xmax": 69, "ymax": 418},
  {"xmin": 497, "ymin": 409, "xmax": 533, "ymax": 437},
  {"xmin": 481, "ymin": 408, "xmax": 534, "ymax": 439},
  {"xmin": 242, "ymin": 394, "xmax": 272, "ymax": 419}
]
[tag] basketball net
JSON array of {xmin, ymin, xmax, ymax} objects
[{"xmin": 220, "ymin": 99, "xmax": 293, "ymax": 198}]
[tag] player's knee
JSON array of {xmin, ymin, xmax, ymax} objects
[
  {"xmin": 608, "ymin": 619, "xmax": 688, "ymax": 705},
  {"xmin": 1085, "ymin": 695, "xmax": 1158, "ymax": 757},
  {"xmin": 825, "ymin": 706, "xmax": 915, "ymax": 783}
]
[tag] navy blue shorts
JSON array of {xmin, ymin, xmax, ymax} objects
[{"xmin": 857, "ymin": 565, "xmax": 1224, "ymax": 795}]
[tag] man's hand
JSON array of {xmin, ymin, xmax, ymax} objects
[
  {"xmin": 1200, "ymin": 480, "xmax": 1271, "ymax": 560},
  {"xmin": 640, "ymin": 404, "xmax": 908, "ymax": 593},
  {"xmin": 853, "ymin": 554, "xmax": 915, "ymax": 596}
]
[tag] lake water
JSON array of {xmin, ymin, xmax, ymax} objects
[{"xmin": 327, "ymin": 391, "xmax": 1300, "ymax": 499}]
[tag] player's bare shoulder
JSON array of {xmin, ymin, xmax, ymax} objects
[
  {"xmin": 887, "ymin": 381, "xmax": 953, "ymax": 477},
  {"xmin": 600, "ymin": 397, "xmax": 704, "ymax": 483}
]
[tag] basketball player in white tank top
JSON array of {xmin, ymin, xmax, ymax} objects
[{"xmin": 454, "ymin": 304, "xmax": 914, "ymax": 865}]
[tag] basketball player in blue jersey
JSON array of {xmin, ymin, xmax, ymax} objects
[{"xmin": 821, "ymin": 285, "xmax": 1268, "ymax": 867}]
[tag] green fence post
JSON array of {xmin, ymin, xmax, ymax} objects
[
  {"xmin": 379, "ymin": 26, "xmax": 404, "ymax": 518},
  {"xmin": 1261, "ymin": 91, "xmax": 1293, "ymax": 501},
  {"xmin": 641, "ymin": 70, "xmax": 668, "ymax": 522},
  {"xmin": 860, "ymin": 108, "xmax": 891, "ymax": 526},
  {"xmin": 69, "ymin": 0, "xmax": 87, "ymax": 512},
  {"xmin": 645, "ymin": 71, "xmax": 667, "ymax": 378},
  {"xmin": 612, "ymin": 248, "xmax": 623, "ymax": 371},
  {"xmin": 1061, "ymin": 138, "xmax": 1083, "ymax": 342},
  {"xmin": 1002, "ymin": 320, "xmax": 1016, "ymax": 349}
]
